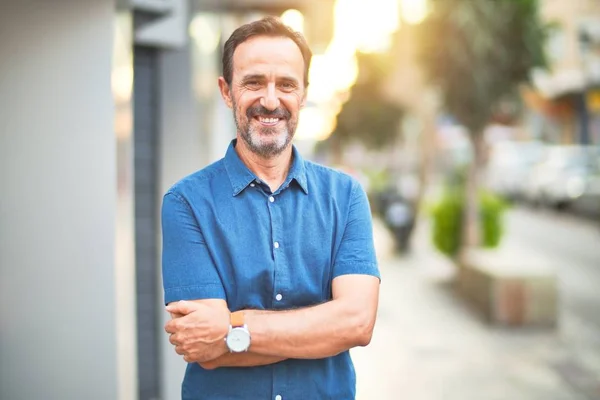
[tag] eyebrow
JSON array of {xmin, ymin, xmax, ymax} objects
[
  {"xmin": 241, "ymin": 74, "xmax": 299, "ymax": 85},
  {"xmin": 278, "ymin": 76, "xmax": 299, "ymax": 85},
  {"xmin": 241, "ymin": 74, "xmax": 266, "ymax": 82}
]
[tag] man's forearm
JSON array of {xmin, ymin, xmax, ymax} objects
[
  {"xmin": 200, "ymin": 353, "xmax": 286, "ymax": 369},
  {"xmin": 243, "ymin": 298, "xmax": 374, "ymax": 360}
]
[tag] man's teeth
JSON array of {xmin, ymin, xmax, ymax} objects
[{"xmin": 258, "ymin": 117, "xmax": 279, "ymax": 123}]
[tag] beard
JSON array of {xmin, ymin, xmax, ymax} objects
[{"xmin": 233, "ymin": 101, "xmax": 297, "ymax": 158}]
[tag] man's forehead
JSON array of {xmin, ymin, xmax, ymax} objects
[{"xmin": 232, "ymin": 36, "xmax": 304, "ymax": 80}]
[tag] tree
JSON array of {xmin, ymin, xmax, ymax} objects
[
  {"xmin": 327, "ymin": 52, "xmax": 404, "ymax": 161},
  {"xmin": 416, "ymin": 0, "xmax": 548, "ymax": 251}
]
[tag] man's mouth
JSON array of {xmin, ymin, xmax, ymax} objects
[{"xmin": 255, "ymin": 116, "xmax": 282, "ymax": 126}]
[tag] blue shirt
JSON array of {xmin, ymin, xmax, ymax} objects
[{"xmin": 161, "ymin": 140, "xmax": 380, "ymax": 400}]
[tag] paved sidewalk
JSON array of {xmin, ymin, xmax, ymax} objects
[{"xmin": 352, "ymin": 218, "xmax": 600, "ymax": 400}]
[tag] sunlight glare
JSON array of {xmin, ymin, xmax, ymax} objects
[
  {"xmin": 189, "ymin": 14, "xmax": 220, "ymax": 53},
  {"xmin": 296, "ymin": 107, "xmax": 337, "ymax": 141},
  {"xmin": 334, "ymin": 0, "xmax": 399, "ymax": 53},
  {"xmin": 281, "ymin": 9, "xmax": 304, "ymax": 34},
  {"xmin": 300, "ymin": 0, "xmax": 401, "ymax": 141},
  {"xmin": 400, "ymin": 0, "xmax": 428, "ymax": 25}
]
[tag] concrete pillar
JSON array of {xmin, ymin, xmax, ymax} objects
[{"xmin": 0, "ymin": 1, "xmax": 133, "ymax": 399}]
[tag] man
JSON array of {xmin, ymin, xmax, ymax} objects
[{"xmin": 162, "ymin": 16, "xmax": 380, "ymax": 400}]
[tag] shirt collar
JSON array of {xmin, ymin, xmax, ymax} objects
[
  {"xmin": 288, "ymin": 144, "xmax": 308, "ymax": 194},
  {"xmin": 224, "ymin": 139, "xmax": 308, "ymax": 196}
]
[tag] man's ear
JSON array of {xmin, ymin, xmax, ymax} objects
[{"xmin": 218, "ymin": 77, "xmax": 233, "ymax": 109}]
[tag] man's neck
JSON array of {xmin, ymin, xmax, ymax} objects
[{"xmin": 235, "ymin": 138, "xmax": 293, "ymax": 192}]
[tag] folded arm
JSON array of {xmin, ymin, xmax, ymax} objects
[
  {"xmin": 196, "ymin": 274, "xmax": 379, "ymax": 368},
  {"xmin": 199, "ymin": 352, "xmax": 286, "ymax": 369},
  {"xmin": 167, "ymin": 299, "xmax": 285, "ymax": 369},
  {"xmin": 242, "ymin": 274, "xmax": 379, "ymax": 359}
]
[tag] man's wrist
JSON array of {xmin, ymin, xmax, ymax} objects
[
  {"xmin": 225, "ymin": 310, "xmax": 251, "ymax": 352},
  {"xmin": 218, "ymin": 332, "xmax": 229, "ymax": 355}
]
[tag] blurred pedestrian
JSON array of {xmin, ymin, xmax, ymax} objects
[{"xmin": 161, "ymin": 16, "xmax": 380, "ymax": 400}]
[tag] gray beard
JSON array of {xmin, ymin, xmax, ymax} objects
[{"xmin": 232, "ymin": 103, "xmax": 297, "ymax": 158}]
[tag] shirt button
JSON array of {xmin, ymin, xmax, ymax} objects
[
  {"xmin": 275, "ymin": 396, "xmax": 282, "ymax": 400},
  {"xmin": 275, "ymin": 294, "xmax": 283, "ymax": 301},
  {"xmin": 269, "ymin": 196, "xmax": 275, "ymax": 203},
  {"xmin": 250, "ymin": 183, "xmax": 255, "ymax": 187},
  {"xmin": 274, "ymin": 241, "xmax": 280, "ymax": 249}
]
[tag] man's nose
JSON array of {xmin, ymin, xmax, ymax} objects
[{"xmin": 260, "ymin": 83, "xmax": 280, "ymax": 111}]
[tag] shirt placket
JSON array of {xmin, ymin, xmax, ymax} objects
[{"xmin": 267, "ymin": 186, "xmax": 289, "ymax": 400}]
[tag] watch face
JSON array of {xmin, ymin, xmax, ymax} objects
[{"xmin": 227, "ymin": 328, "xmax": 250, "ymax": 352}]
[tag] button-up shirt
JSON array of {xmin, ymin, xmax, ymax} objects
[{"xmin": 161, "ymin": 139, "xmax": 380, "ymax": 400}]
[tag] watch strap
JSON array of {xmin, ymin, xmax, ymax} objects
[{"xmin": 230, "ymin": 311, "xmax": 245, "ymax": 328}]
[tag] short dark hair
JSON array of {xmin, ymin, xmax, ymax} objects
[{"xmin": 222, "ymin": 16, "xmax": 312, "ymax": 87}]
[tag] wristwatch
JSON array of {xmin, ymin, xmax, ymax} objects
[{"xmin": 225, "ymin": 311, "xmax": 251, "ymax": 353}]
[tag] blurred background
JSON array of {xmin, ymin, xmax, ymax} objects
[{"xmin": 1, "ymin": 0, "xmax": 599, "ymax": 399}]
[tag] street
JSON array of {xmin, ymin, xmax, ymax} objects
[
  {"xmin": 505, "ymin": 208, "xmax": 600, "ymax": 333},
  {"xmin": 353, "ymin": 207, "xmax": 600, "ymax": 400}
]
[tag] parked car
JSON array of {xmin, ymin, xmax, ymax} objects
[
  {"xmin": 527, "ymin": 145, "xmax": 600, "ymax": 209},
  {"xmin": 485, "ymin": 140, "xmax": 546, "ymax": 201},
  {"xmin": 565, "ymin": 155, "xmax": 600, "ymax": 218}
]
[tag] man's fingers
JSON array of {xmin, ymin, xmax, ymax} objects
[
  {"xmin": 169, "ymin": 334, "xmax": 178, "ymax": 346},
  {"xmin": 164, "ymin": 320, "xmax": 177, "ymax": 334},
  {"xmin": 165, "ymin": 300, "xmax": 197, "ymax": 316}
]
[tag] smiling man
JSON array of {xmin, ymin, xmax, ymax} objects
[{"xmin": 161, "ymin": 16, "xmax": 380, "ymax": 400}]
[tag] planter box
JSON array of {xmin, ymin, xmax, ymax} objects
[{"xmin": 458, "ymin": 247, "xmax": 558, "ymax": 327}]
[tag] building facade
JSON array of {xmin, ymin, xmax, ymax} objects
[{"xmin": 527, "ymin": 0, "xmax": 600, "ymax": 144}]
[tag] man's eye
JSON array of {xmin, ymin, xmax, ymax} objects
[
  {"xmin": 280, "ymin": 82, "xmax": 295, "ymax": 90},
  {"xmin": 245, "ymin": 81, "xmax": 261, "ymax": 88}
]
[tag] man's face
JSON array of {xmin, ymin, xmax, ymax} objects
[{"xmin": 219, "ymin": 36, "xmax": 306, "ymax": 158}]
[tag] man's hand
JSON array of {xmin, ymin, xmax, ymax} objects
[{"xmin": 164, "ymin": 300, "xmax": 230, "ymax": 363}]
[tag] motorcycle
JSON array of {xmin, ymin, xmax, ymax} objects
[{"xmin": 378, "ymin": 187, "xmax": 416, "ymax": 253}]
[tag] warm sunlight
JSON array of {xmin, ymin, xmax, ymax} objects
[
  {"xmin": 281, "ymin": 9, "xmax": 305, "ymax": 34},
  {"xmin": 295, "ymin": 106, "xmax": 337, "ymax": 141},
  {"xmin": 334, "ymin": 0, "xmax": 400, "ymax": 53},
  {"xmin": 307, "ymin": 52, "xmax": 358, "ymax": 103},
  {"xmin": 400, "ymin": 0, "xmax": 428, "ymax": 25},
  {"xmin": 189, "ymin": 14, "xmax": 220, "ymax": 54},
  {"xmin": 301, "ymin": 0, "xmax": 401, "ymax": 141}
]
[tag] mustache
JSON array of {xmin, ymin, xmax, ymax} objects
[{"xmin": 246, "ymin": 105, "xmax": 291, "ymax": 119}]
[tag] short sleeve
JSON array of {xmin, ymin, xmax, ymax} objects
[
  {"xmin": 332, "ymin": 182, "xmax": 380, "ymax": 280},
  {"xmin": 161, "ymin": 192, "xmax": 226, "ymax": 304}
]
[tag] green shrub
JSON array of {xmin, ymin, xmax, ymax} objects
[
  {"xmin": 479, "ymin": 191, "xmax": 507, "ymax": 248},
  {"xmin": 431, "ymin": 189, "xmax": 508, "ymax": 257}
]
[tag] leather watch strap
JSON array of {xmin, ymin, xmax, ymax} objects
[{"xmin": 230, "ymin": 311, "xmax": 245, "ymax": 328}]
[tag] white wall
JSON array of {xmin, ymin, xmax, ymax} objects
[{"xmin": 0, "ymin": 1, "xmax": 122, "ymax": 399}]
